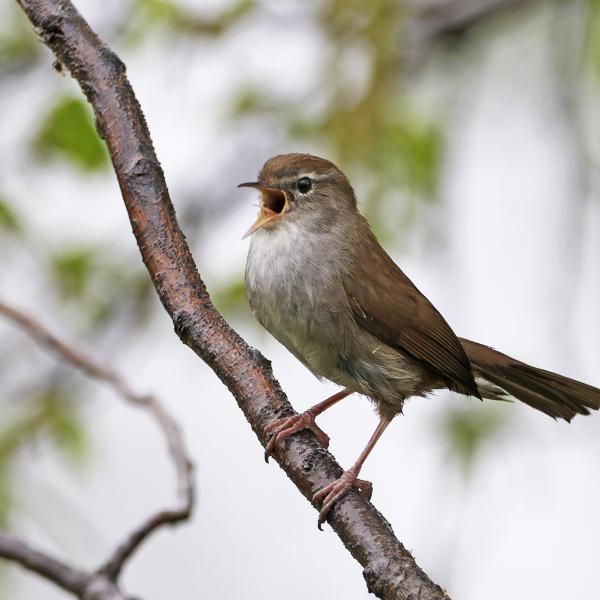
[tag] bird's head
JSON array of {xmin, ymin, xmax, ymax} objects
[{"xmin": 238, "ymin": 153, "xmax": 357, "ymax": 238}]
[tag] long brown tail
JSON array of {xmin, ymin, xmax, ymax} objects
[{"xmin": 460, "ymin": 338, "xmax": 600, "ymax": 422}]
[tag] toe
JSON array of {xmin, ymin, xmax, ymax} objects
[
  {"xmin": 317, "ymin": 483, "xmax": 351, "ymax": 529},
  {"xmin": 354, "ymin": 478, "xmax": 373, "ymax": 500},
  {"xmin": 312, "ymin": 481, "xmax": 335, "ymax": 504},
  {"xmin": 265, "ymin": 415, "xmax": 293, "ymax": 434},
  {"xmin": 264, "ymin": 411, "xmax": 332, "ymax": 462},
  {"xmin": 309, "ymin": 423, "xmax": 330, "ymax": 448},
  {"xmin": 264, "ymin": 434, "xmax": 278, "ymax": 462}
]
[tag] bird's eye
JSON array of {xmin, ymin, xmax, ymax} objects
[{"xmin": 297, "ymin": 177, "xmax": 312, "ymax": 194}]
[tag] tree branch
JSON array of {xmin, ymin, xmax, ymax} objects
[
  {"xmin": 0, "ymin": 534, "xmax": 87, "ymax": 596},
  {"xmin": 15, "ymin": 1, "xmax": 451, "ymax": 598},
  {"xmin": 0, "ymin": 533, "xmax": 134, "ymax": 600}
]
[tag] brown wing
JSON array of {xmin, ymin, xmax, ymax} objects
[{"xmin": 343, "ymin": 229, "xmax": 480, "ymax": 398}]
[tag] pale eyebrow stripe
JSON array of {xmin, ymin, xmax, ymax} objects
[
  {"xmin": 299, "ymin": 170, "xmax": 336, "ymax": 182},
  {"xmin": 276, "ymin": 170, "xmax": 336, "ymax": 187}
]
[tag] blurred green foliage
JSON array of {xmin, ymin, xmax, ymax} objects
[
  {"xmin": 0, "ymin": 465, "xmax": 12, "ymax": 529},
  {"xmin": 0, "ymin": 199, "xmax": 21, "ymax": 234},
  {"xmin": 385, "ymin": 119, "xmax": 443, "ymax": 198},
  {"xmin": 439, "ymin": 403, "xmax": 507, "ymax": 476},
  {"xmin": 50, "ymin": 246, "xmax": 155, "ymax": 328},
  {"xmin": 128, "ymin": 0, "xmax": 255, "ymax": 39},
  {"xmin": 0, "ymin": 384, "xmax": 86, "ymax": 527},
  {"xmin": 211, "ymin": 276, "xmax": 252, "ymax": 319},
  {"xmin": 0, "ymin": 6, "xmax": 39, "ymax": 71},
  {"xmin": 33, "ymin": 96, "xmax": 109, "ymax": 171},
  {"xmin": 588, "ymin": 0, "xmax": 600, "ymax": 79},
  {"xmin": 52, "ymin": 247, "xmax": 97, "ymax": 300},
  {"xmin": 316, "ymin": 0, "xmax": 441, "ymax": 195},
  {"xmin": 36, "ymin": 386, "xmax": 87, "ymax": 459}
]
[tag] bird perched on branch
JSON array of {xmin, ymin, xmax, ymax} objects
[{"xmin": 239, "ymin": 153, "xmax": 600, "ymax": 528}]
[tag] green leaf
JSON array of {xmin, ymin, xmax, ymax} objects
[
  {"xmin": 42, "ymin": 389, "xmax": 87, "ymax": 461},
  {"xmin": 51, "ymin": 247, "xmax": 97, "ymax": 299},
  {"xmin": 0, "ymin": 382, "xmax": 88, "ymax": 528},
  {"xmin": 137, "ymin": 0, "xmax": 180, "ymax": 22},
  {"xmin": 211, "ymin": 276, "xmax": 250, "ymax": 317},
  {"xmin": 387, "ymin": 119, "xmax": 443, "ymax": 198},
  {"xmin": 0, "ymin": 198, "xmax": 21, "ymax": 233},
  {"xmin": 132, "ymin": 0, "xmax": 256, "ymax": 36},
  {"xmin": 0, "ymin": 5, "xmax": 40, "ymax": 69},
  {"xmin": 439, "ymin": 403, "xmax": 507, "ymax": 476},
  {"xmin": 588, "ymin": 0, "xmax": 600, "ymax": 80},
  {"xmin": 0, "ymin": 465, "xmax": 12, "ymax": 528},
  {"xmin": 231, "ymin": 88, "xmax": 265, "ymax": 116},
  {"xmin": 33, "ymin": 96, "xmax": 108, "ymax": 171}
]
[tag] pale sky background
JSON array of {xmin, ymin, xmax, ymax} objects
[{"xmin": 1, "ymin": 1, "xmax": 599, "ymax": 599}]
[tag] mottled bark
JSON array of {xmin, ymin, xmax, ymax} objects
[{"xmin": 13, "ymin": 1, "xmax": 452, "ymax": 598}]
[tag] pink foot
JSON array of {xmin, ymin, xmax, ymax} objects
[
  {"xmin": 313, "ymin": 470, "xmax": 373, "ymax": 530},
  {"xmin": 264, "ymin": 411, "xmax": 330, "ymax": 462}
]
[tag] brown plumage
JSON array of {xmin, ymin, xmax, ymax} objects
[
  {"xmin": 344, "ymin": 226, "xmax": 480, "ymax": 400},
  {"xmin": 240, "ymin": 152, "xmax": 600, "ymax": 527},
  {"xmin": 460, "ymin": 338, "xmax": 600, "ymax": 421}
]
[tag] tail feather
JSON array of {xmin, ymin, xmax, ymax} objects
[{"xmin": 460, "ymin": 338, "xmax": 600, "ymax": 422}]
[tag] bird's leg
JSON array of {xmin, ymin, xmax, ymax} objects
[
  {"xmin": 313, "ymin": 415, "xmax": 391, "ymax": 529},
  {"xmin": 264, "ymin": 389, "xmax": 351, "ymax": 461}
]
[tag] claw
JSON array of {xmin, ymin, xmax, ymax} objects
[
  {"xmin": 313, "ymin": 470, "xmax": 373, "ymax": 530},
  {"xmin": 263, "ymin": 411, "xmax": 330, "ymax": 462}
]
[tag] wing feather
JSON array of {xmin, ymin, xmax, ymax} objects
[{"xmin": 343, "ymin": 226, "xmax": 480, "ymax": 398}]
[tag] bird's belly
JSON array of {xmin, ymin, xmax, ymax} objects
[
  {"xmin": 248, "ymin": 278, "xmax": 424, "ymax": 409},
  {"xmin": 248, "ymin": 282, "xmax": 343, "ymax": 380}
]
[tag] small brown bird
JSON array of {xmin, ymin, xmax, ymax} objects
[{"xmin": 239, "ymin": 153, "xmax": 600, "ymax": 527}]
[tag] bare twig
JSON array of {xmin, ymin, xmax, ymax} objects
[
  {"xmin": 0, "ymin": 301, "xmax": 195, "ymax": 581},
  {"xmin": 14, "ymin": 0, "xmax": 451, "ymax": 598},
  {"xmin": 406, "ymin": 0, "xmax": 540, "ymax": 69},
  {"xmin": 0, "ymin": 534, "xmax": 87, "ymax": 596},
  {"xmin": 98, "ymin": 390, "xmax": 194, "ymax": 580},
  {"xmin": 0, "ymin": 534, "xmax": 133, "ymax": 600},
  {"xmin": 413, "ymin": 0, "xmax": 538, "ymax": 39},
  {"xmin": 0, "ymin": 300, "xmax": 195, "ymax": 597}
]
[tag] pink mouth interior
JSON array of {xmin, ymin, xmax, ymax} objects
[{"xmin": 263, "ymin": 189, "xmax": 286, "ymax": 214}]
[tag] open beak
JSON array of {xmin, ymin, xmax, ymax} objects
[{"xmin": 237, "ymin": 181, "xmax": 288, "ymax": 239}]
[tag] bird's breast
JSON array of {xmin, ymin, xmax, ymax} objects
[{"xmin": 245, "ymin": 223, "xmax": 349, "ymax": 376}]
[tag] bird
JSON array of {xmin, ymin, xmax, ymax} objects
[{"xmin": 239, "ymin": 152, "xmax": 600, "ymax": 528}]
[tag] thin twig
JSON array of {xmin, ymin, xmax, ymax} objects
[
  {"xmin": 13, "ymin": 1, "xmax": 451, "ymax": 598},
  {"xmin": 0, "ymin": 534, "xmax": 87, "ymax": 596},
  {"xmin": 414, "ymin": 0, "xmax": 536, "ymax": 38},
  {"xmin": 0, "ymin": 300, "xmax": 195, "ymax": 582},
  {"xmin": 99, "ymin": 396, "xmax": 194, "ymax": 580},
  {"xmin": 0, "ymin": 533, "xmax": 134, "ymax": 599},
  {"xmin": 406, "ymin": 0, "xmax": 539, "ymax": 70}
]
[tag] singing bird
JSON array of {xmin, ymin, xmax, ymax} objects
[{"xmin": 239, "ymin": 153, "xmax": 600, "ymax": 527}]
